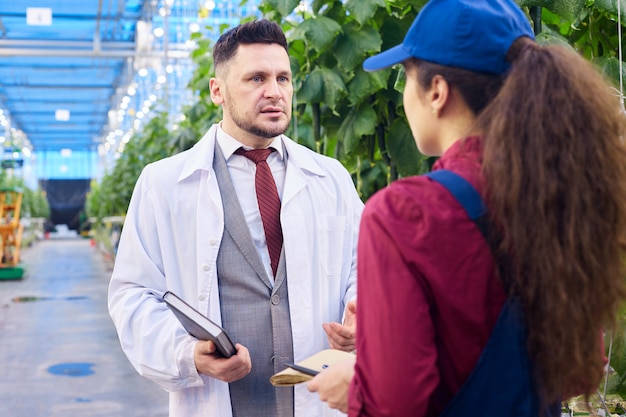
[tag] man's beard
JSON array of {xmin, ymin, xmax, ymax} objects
[
  {"xmin": 244, "ymin": 121, "xmax": 290, "ymax": 139},
  {"xmin": 224, "ymin": 93, "xmax": 290, "ymax": 139}
]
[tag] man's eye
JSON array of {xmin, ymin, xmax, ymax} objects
[{"xmin": 252, "ymin": 76, "xmax": 262, "ymax": 82}]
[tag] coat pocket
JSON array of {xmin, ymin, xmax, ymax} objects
[{"xmin": 317, "ymin": 215, "xmax": 346, "ymax": 276}]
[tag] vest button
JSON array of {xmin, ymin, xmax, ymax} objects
[{"xmin": 271, "ymin": 295, "xmax": 280, "ymax": 305}]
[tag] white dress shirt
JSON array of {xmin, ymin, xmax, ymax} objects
[
  {"xmin": 108, "ymin": 124, "xmax": 364, "ymax": 417},
  {"xmin": 216, "ymin": 127, "xmax": 286, "ymax": 283}
]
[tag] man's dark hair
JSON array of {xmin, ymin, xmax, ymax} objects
[{"xmin": 213, "ymin": 19, "xmax": 288, "ymax": 70}]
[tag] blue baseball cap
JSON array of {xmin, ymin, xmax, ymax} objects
[{"xmin": 363, "ymin": 0, "xmax": 535, "ymax": 75}]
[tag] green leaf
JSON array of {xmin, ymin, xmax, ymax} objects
[
  {"xmin": 534, "ymin": 28, "xmax": 575, "ymax": 48},
  {"xmin": 291, "ymin": 121, "xmax": 316, "ymax": 150},
  {"xmin": 552, "ymin": 0, "xmax": 586, "ymax": 21},
  {"xmin": 311, "ymin": 0, "xmax": 326, "ymax": 14},
  {"xmin": 264, "ymin": 0, "xmax": 300, "ymax": 17},
  {"xmin": 170, "ymin": 128, "xmax": 198, "ymax": 152},
  {"xmin": 593, "ymin": 56, "xmax": 626, "ymax": 90},
  {"xmin": 386, "ymin": 118, "xmax": 422, "ymax": 178},
  {"xmin": 345, "ymin": 0, "xmax": 387, "ymax": 25},
  {"xmin": 298, "ymin": 67, "xmax": 346, "ymax": 111},
  {"xmin": 334, "ymin": 23, "xmax": 383, "ymax": 70},
  {"xmin": 187, "ymin": 101, "xmax": 209, "ymax": 124},
  {"xmin": 347, "ymin": 70, "xmax": 388, "ymax": 105},
  {"xmin": 595, "ymin": 0, "xmax": 626, "ymax": 20},
  {"xmin": 338, "ymin": 104, "xmax": 377, "ymax": 153},
  {"xmin": 291, "ymin": 16, "xmax": 342, "ymax": 51},
  {"xmin": 518, "ymin": 0, "xmax": 586, "ymax": 21},
  {"xmin": 517, "ymin": 0, "xmax": 554, "ymax": 6},
  {"xmin": 392, "ymin": 65, "xmax": 406, "ymax": 94}
]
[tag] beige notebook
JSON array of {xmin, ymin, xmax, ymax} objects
[{"xmin": 270, "ymin": 349, "xmax": 355, "ymax": 386}]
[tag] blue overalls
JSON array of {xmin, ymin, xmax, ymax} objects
[{"xmin": 426, "ymin": 170, "xmax": 560, "ymax": 417}]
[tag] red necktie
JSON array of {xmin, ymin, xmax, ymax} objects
[{"xmin": 235, "ymin": 147, "xmax": 283, "ymax": 276}]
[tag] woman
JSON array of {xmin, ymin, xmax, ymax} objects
[{"xmin": 307, "ymin": 0, "xmax": 626, "ymax": 416}]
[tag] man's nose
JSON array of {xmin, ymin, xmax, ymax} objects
[{"xmin": 264, "ymin": 79, "xmax": 282, "ymax": 99}]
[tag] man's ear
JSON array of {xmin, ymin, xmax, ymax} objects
[
  {"xmin": 209, "ymin": 78, "xmax": 224, "ymax": 105},
  {"xmin": 428, "ymin": 74, "xmax": 450, "ymax": 115}
]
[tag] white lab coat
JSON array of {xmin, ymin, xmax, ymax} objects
[{"xmin": 108, "ymin": 124, "xmax": 364, "ymax": 417}]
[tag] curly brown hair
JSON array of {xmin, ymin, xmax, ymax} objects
[
  {"xmin": 414, "ymin": 36, "xmax": 626, "ymax": 406},
  {"xmin": 480, "ymin": 37, "xmax": 626, "ymax": 403}
]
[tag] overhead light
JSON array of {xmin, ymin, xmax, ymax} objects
[
  {"xmin": 60, "ymin": 149, "xmax": 72, "ymax": 158},
  {"xmin": 26, "ymin": 7, "xmax": 52, "ymax": 26},
  {"xmin": 153, "ymin": 27, "xmax": 165, "ymax": 38},
  {"xmin": 55, "ymin": 109, "xmax": 70, "ymax": 121}
]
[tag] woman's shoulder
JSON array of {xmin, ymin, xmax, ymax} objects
[
  {"xmin": 364, "ymin": 175, "xmax": 442, "ymax": 224},
  {"xmin": 363, "ymin": 164, "xmax": 484, "ymax": 239}
]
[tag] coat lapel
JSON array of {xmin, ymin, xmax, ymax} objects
[{"xmin": 213, "ymin": 143, "xmax": 272, "ymax": 290}]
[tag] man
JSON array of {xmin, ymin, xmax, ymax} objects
[{"xmin": 108, "ymin": 19, "xmax": 363, "ymax": 417}]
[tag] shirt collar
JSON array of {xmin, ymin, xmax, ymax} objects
[{"xmin": 216, "ymin": 125, "xmax": 284, "ymax": 162}]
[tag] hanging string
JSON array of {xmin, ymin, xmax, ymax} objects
[
  {"xmin": 603, "ymin": 0, "xmax": 623, "ymax": 405},
  {"xmin": 603, "ymin": 330, "xmax": 613, "ymax": 399},
  {"xmin": 619, "ymin": 0, "xmax": 625, "ymax": 113}
]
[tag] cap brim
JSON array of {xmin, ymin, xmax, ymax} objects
[{"xmin": 363, "ymin": 44, "xmax": 412, "ymax": 72}]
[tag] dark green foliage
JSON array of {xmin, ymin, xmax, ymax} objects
[{"xmin": 87, "ymin": 0, "xmax": 626, "ymax": 208}]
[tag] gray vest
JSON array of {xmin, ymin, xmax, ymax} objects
[{"xmin": 213, "ymin": 143, "xmax": 294, "ymax": 417}]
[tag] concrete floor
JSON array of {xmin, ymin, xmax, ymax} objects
[{"xmin": 0, "ymin": 238, "xmax": 169, "ymax": 417}]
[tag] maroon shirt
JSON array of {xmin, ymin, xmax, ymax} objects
[{"xmin": 349, "ymin": 137, "xmax": 507, "ymax": 416}]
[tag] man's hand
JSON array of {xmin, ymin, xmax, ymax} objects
[
  {"xmin": 194, "ymin": 341, "xmax": 252, "ymax": 383},
  {"xmin": 323, "ymin": 299, "xmax": 356, "ymax": 352}
]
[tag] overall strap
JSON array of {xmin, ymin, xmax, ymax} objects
[
  {"xmin": 426, "ymin": 170, "xmax": 487, "ymax": 221},
  {"xmin": 425, "ymin": 169, "xmax": 512, "ymax": 294},
  {"xmin": 425, "ymin": 170, "xmax": 556, "ymax": 417}
]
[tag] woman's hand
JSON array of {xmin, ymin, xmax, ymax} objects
[{"xmin": 307, "ymin": 355, "xmax": 356, "ymax": 413}]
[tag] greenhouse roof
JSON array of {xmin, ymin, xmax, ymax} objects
[{"xmin": 0, "ymin": 1, "xmax": 259, "ymax": 155}]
